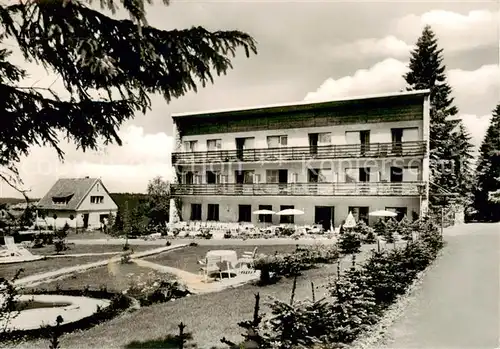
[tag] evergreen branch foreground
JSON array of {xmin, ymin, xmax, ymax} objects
[{"xmin": 0, "ymin": 0, "xmax": 257, "ymax": 186}]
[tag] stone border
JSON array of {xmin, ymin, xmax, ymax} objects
[{"xmin": 3, "ymin": 294, "xmax": 111, "ymax": 331}]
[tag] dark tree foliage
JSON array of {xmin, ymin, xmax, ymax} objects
[
  {"xmin": 404, "ymin": 25, "xmax": 474, "ymax": 205},
  {"xmin": 473, "ymin": 104, "xmax": 500, "ymax": 221},
  {"xmin": 0, "ymin": 0, "xmax": 257, "ymax": 190}
]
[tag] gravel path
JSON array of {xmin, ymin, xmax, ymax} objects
[{"xmin": 378, "ymin": 223, "xmax": 500, "ymax": 349}]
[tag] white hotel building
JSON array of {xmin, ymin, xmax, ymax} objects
[{"xmin": 170, "ymin": 90, "xmax": 430, "ymax": 230}]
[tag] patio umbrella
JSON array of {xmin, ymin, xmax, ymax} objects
[
  {"xmin": 343, "ymin": 211, "xmax": 357, "ymax": 229},
  {"xmin": 253, "ymin": 209, "xmax": 275, "ymax": 228},
  {"xmin": 368, "ymin": 210, "xmax": 398, "ymax": 217},
  {"xmin": 275, "ymin": 209, "xmax": 304, "ymax": 216},
  {"xmin": 252, "ymin": 209, "xmax": 276, "ymax": 215}
]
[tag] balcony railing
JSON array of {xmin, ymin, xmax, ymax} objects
[
  {"xmin": 172, "ymin": 141, "xmax": 426, "ymax": 164},
  {"xmin": 171, "ymin": 182, "xmax": 425, "ymax": 196}
]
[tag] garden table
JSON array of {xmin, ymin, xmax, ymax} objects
[{"xmin": 205, "ymin": 250, "xmax": 238, "ymax": 267}]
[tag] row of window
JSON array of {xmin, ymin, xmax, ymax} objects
[
  {"xmin": 189, "ymin": 203, "xmax": 410, "ymax": 225},
  {"xmin": 183, "ymin": 166, "xmax": 420, "ymax": 184},
  {"xmin": 183, "ymin": 128, "xmax": 419, "ymax": 152}
]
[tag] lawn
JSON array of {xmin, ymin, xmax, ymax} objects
[
  {"xmin": 25, "ymin": 261, "xmax": 175, "ymax": 294},
  {"xmin": 0, "ymin": 245, "xmax": 156, "ymax": 280},
  {"xmin": 144, "ymin": 244, "xmax": 299, "ymax": 274},
  {"xmin": 6, "ymin": 242, "xmax": 397, "ymax": 349},
  {"xmin": 14, "ymin": 263, "xmax": 338, "ymax": 349},
  {"xmin": 29, "ymin": 244, "xmax": 154, "ymax": 256}
]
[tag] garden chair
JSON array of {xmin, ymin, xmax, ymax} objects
[
  {"xmin": 0, "ymin": 236, "xmax": 34, "ymax": 258},
  {"xmin": 237, "ymin": 247, "xmax": 258, "ymax": 273},
  {"xmin": 199, "ymin": 255, "xmax": 223, "ymax": 282}
]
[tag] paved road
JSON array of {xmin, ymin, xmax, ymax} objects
[{"xmin": 380, "ymin": 223, "xmax": 500, "ymax": 349}]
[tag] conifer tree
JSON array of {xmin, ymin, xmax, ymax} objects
[
  {"xmin": 404, "ymin": 25, "xmax": 474, "ymax": 205},
  {"xmin": 473, "ymin": 104, "xmax": 500, "ymax": 221}
]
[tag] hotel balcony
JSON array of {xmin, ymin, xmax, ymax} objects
[
  {"xmin": 171, "ymin": 182, "xmax": 425, "ymax": 197},
  {"xmin": 172, "ymin": 141, "xmax": 426, "ymax": 165}
]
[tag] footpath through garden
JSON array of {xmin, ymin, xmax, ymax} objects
[{"xmin": 379, "ymin": 222, "xmax": 500, "ymax": 348}]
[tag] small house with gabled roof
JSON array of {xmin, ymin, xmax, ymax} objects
[{"xmin": 36, "ymin": 177, "xmax": 118, "ymax": 230}]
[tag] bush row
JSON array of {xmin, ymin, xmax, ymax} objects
[
  {"xmin": 239, "ymin": 218, "xmax": 444, "ymax": 349},
  {"xmin": 254, "ymin": 244, "xmax": 340, "ymax": 285}
]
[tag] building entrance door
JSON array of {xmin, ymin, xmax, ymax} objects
[{"xmin": 315, "ymin": 206, "xmax": 334, "ymax": 231}]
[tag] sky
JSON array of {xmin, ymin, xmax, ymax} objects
[{"xmin": 1, "ymin": 0, "xmax": 499, "ymax": 198}]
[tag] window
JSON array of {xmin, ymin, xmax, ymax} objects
[
  {"xmin": 52, "ymin": 195, "xmax": 73, "ymax": 205},
  {"xmin": 266, "ymin": 170, "xmax": 279, "ymax": 183},
  {"xmin": 318, "ymin": 132, "xmax": 331, "ymax": 145},
  {"xmin": 348, "ymin": 206, "xmax": 369, "ymax": 224},
  {"xmin": 207, "ymin": 139, "xmax": 222, "ymax": 151},
  {"xmin": 190, "ymin": 204, "xmax": 202, "ymax": 221},
  {"xmin": 238, "ymin": 205, "xmax": 252, "ymax": 222},
  {"xmin": 385, "ymin": 207, "xmax": 408, "ymax": 221},
  {"xmin": 258, "ymin": 205, "xmax": 273, "ymax": 223},
  {"xmin": 90, "ymin": 196, "xmax": 104, "ymax": 204},
  {"xmin": 308, "ymin": 169, "xmax": 330, "ymax": 183},
  {"xmin": 345, "ymin": 168, "xmax": 358, "ymax": 183},
  {"xmin": 183, "ymin": 140, "xmax": 198, "ymax": 152},
  {"xmin": 206, "ymin": 171, "xmax": 220, "ymax": 184},
  {"xmin": 185, "ymin": 172, "xmax": 194, "ymax": 184},
  {"xmin": 359, "ymin": 168, "xmax": 371, "ymax": 182},
  {"xmin": 267, "ymin": 135, "xmax": 288, "ymax": 148},
  {"xmin": 280, "ymin": 205, "xmax": 295, "ymax": 224},
  {"xmin": 207, "ymin": 204, "xmax": 219, "ymax": 221}
]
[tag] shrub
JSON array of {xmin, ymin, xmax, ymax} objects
[
  {"xmin": 338, "ymin": 231, "xmax": 362, "ymax": 256},
  {"xmin": 223, "ymin": 230, "xmax": 232, "ymax": 239},
  {"xmin": 398, "ymin": 216, "xmax": 413, "ymax": 241},
  {"xmin": 124, "ymin": 279, "xmax": 190, "ymax": 307},
  {"xmin": 165, "ymin": 241, "xmax": 172, "ymax": 247},
  {"xmin": 189, "ymin": 242, "xmax": 198, "ymax": 247},
  {"xmin": 382, "ymin": 218, "xmax": 398, "ymax": 243}
]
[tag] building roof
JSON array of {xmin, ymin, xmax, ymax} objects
[
  {"xmin": 37, "ymin": 177, "xmax": 100, "ymax": 211},
  {"xmin": 171, "ymin": 89, "xmax": 430, "ymax": 120}
]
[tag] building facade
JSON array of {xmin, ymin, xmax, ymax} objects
[
  {"xmin": 171, "ymin": 90, "xmax": 430, "ymax": 229},
  {"xmin": 36, "ymin": 177, "xmax": 118, "ymax": 230}
]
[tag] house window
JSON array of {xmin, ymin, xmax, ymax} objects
[
  {"xmin": 183, "ymin": 140, "xmax": 198, "ymax": 152},
  {"xmin": 190, "ymin": 204, "xmax": 202, "ymax": 221},
  {"xmin": 207, "ymin": 139, "xmax": 222, "ymax": 151},
  {"xmin": 238, "ymin": 205, "xmax": 252, "ymax": 223},
  {"xmin": 385, "ymin": 207, "xmax": 408, "ymax": 221},
  {"xmin": 90, "ymin": 196, "xmax": 104, "ymax": 204},
  {"xmin": 207, "ymin": 204, "xmax": 219, "ymax": 221},
  {"xmin": 52, "ymin": 195, "xmax": 73, "ymax": 205},
  {"xmin": 348, "ymin": 206, "xmax": 369, "ymax": 224},
  {"xmin": 267, "ymin": 135, "xmax": 288, "ymax": 148},
  {"xmin": 280, "ymin": 205, "xmax": 294, "ymax": 224},
  {"xmin": 258, "ymin": 205, "xmax": 273, "ymax": 223}
]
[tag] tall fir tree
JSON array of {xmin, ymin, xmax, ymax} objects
[
  {"xmin": 473, "ymin": 104, "xmax": 500, "ymax": 221},
  {"xmin": 404, "ymin": 25, "xmax": 474, "ymax": 206}
]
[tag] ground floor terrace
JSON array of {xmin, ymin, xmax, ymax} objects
[{"xmin": 178, "ymin": 195, "xmax": 422, "ymax": 228}]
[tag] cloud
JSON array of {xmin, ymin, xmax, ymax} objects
[
  {"xmin": 394, "ymin": 9, "xmax": 499, "ymax": 51},
  {"xmin": 0, "ymin": 126, "xmax": 174, "ymax": 198},
  {"xmin": 460, "ymin": 114, "xmax": 493, "ymax": 154},
  {"xmin": 322, "ymin": 36, "xmax": 414, "ymax": 60},
  {"xmin": 304, "ymin": 58, "xmax": 408, "ymax": 101},
  {"xmin": 326, "ymin": 9, "xmax": 499, "ymax": 59},
  {"xmin": 304, "ymin": 58, "xmax": 500, "ymax": 152}
]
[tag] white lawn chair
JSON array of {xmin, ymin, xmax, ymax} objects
[
  {"xmin": 237, "ymin": 247, "xmax": 258, "ymax": 273},
  {"xmin": 0, "ymin": 236, "xmax": 34, "ymax": 258},
  {"xmin": 199, "ymin": 255, "xmax": 223, "ymax": 281}
]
